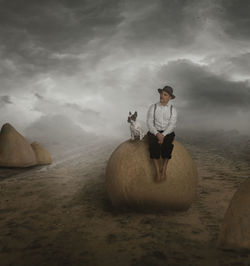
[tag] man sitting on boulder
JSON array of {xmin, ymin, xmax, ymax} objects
[{"xmin": 146, "ymin": 85, "xmax": 177, "ymax": 182}]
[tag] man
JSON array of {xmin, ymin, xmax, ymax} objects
[{"xmin": 146, "ymin": 85, "xmax": 177, "ymax": 182}]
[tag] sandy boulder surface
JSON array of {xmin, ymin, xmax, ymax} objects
[
  {"xmin": 0, "ymin": 133, "xmax": 250, "ymax": 266},
  {"xmin": 0, "ymin": 123, "xmax": 36, "ymax": 167},
  {"xmin": 106, "ymin": 136, "xmax": 198, "ymax": 211},
  {"xmin": 217, "ymin": 178, "xmax": 250, "ymax": 250},
  {"xmin": 31, "ymin": 141, "xmax": 52, "ymax": 165}
]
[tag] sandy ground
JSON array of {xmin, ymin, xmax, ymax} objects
[{"xmin": 1, "ymin": 134, "xmax": 250, "ymax": 266}]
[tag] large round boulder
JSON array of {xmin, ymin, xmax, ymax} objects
[
  {"xmin": 31, "ymin": 141, "xmax": 52, "ymax": 165},
  {"xmin": 217, "ymin": 178, "xmax": 250, "ymax": 250},
  {"xmin": 105, "ymin": 135, "xmax": 198, "ymax": 211},
  {"xmin": 0, "ymin": 123, "xmax": 37, "ymax": 167}
]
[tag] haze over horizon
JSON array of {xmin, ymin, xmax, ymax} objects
[{"xmin": 0, "ymin": 0, "xmax": 250, "ymax": 142}]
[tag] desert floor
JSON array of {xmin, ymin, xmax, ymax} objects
[{"xmin": 1, "ymin": 134, "xmax": 250, "ymax": 266}]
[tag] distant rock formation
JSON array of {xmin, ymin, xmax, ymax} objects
[
  {"xmin": 0, "ymin": 123, "xmax": 37, "ymax": 167},
  {"xmin": 0, "ymin": 123, "xmax": 52, "ymax": 167},
  {"xmin": 31, "ymin": 141, "xmax": 52, "ymax": 165},
  {"xmin": 105, "ymin": 135, "xmax": 198, "ymax": 211},
  {"xmin": 217, "ymin": 178, "xmax": 250, "ymax": 250}
]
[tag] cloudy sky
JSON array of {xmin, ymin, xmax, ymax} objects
[{"xmin": 0, "ymin": 0, "xmax": 249, "ymax": 141}]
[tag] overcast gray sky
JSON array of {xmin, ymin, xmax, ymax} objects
[{"xmin": 0, "ymin": 0, "xmax": 249, "ymax": 141}]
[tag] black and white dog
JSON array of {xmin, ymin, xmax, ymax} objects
[{"xmin": 127, "ymin": 111, "xmax": 144, "ymax": 140}]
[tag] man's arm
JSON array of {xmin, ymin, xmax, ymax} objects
[
  {"xmin": 162, "ymin": 107, "xmax": 177, "ymax": 136},
  {"xmin": 146, "ymin": 104, "xmax": 158, "ymax": 136}
]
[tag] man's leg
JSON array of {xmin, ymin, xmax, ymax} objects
[
  {"xmin": 153, "ymin": 159, "xmax": 161, "ymax": 182},
  {"xmin": 161, "ymin": 158, "xmax": 170, "ymax": 180},
  {"xmin": 147, "ymin": 131, "xmax": 161, "ymax": 182},
  {"xmin": 160, "ymin": 132, "xmax": 175, "ymax": 180}
]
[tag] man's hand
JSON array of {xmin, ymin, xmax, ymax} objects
[{"xmin": 156, "ymin": 133, "xmax": 164, "ymax": 144}]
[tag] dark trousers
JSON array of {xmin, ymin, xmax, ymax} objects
[{"xmin": 147, "ymin": 130, "xmax": 175, "ymax": 159}]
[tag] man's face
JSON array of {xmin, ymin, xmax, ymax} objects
[{"xmin": 160, "ymin": 91, "xmax": 171, "ymax": 103}]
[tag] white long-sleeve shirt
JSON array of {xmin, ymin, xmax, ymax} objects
[{"xmin": 146, "ymin": 101, "xmax": 177, "ymax": 136}]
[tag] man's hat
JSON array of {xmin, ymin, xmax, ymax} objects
[{"xmin": 158, "ymin": 85, "xmax": 175, "ymax": 99}]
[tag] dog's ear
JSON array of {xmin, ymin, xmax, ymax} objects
[
  {"xmin": 129, "ymin": 111, "xmax": 131, "ymax": 115},
  {"xmin": 134, "ymin": 111, "xmax": 137, "ymax": 116}
]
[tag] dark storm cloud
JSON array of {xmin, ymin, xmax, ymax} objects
[
  {"xmin": 217, "ymin": 0, "xmax": 250, "ymax": 39},
  {"xmin": 119, "ymin": 0, "xmax": 203, "ymax": 51},
  {"xmin": 0, "ymin": 95, "xmax": 13, "ymax": 105},
  {"xmin": 158, "ymin": 59, "xmax": 250, "ymax": 112},
  {"xmin": 0, "ymin": 0, "xmax": 122, "ymax": 51},
  {"xmin": 207, "ymin": 52, "xmax": 250, "ymax": 79},
  {"xmin": 0, "ymin": 0, "xmax": 249, "ymax": 135},
  {"xmin": 1, "ymin": 0, "xmax": 248, "ymax": 82},
  {"xmin": 0, "ymin": 0, "xmax": 229, "ymax": 79},
  {"xmin": 227, "ymin": 53, "xmax": 250, "ymax": 76},
  {"xmin": 34, "ymin": 92, "xmax": 44, "ymax": 100},
  {"xmin": 0, "ymin": 95, "xmax": 13, "ymax": 109},
  {"xmin": 0, "ymin": 0, "xmax": 124, "ymax": 77}
]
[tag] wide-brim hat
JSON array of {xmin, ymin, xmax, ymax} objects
[{"xmin": 158, "ymin": 85, "xmax": 175, "ymax": 99}]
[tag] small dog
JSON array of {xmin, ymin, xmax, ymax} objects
[{"xmin": 127, "ymin": 111, "xmax": 144, "ymax": 140}]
